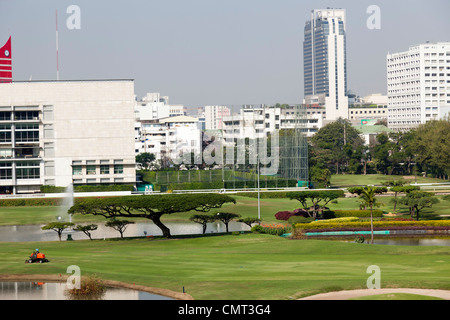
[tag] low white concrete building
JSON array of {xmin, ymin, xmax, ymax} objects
[{"xmin": 0, "ymin": 80, "xmax": 136, "ymax": 194}]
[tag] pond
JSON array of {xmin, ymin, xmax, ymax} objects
[
  {"xmin": 0, "ymin": 281, "xmax": 174, "ymax": 300},
  {"xmin": 0, "ymin": 221, "xmax": 250, "ymax": 242},
  {"xmin": 370, "ymin": 237, "xmax": 450, "ymax": 246}
]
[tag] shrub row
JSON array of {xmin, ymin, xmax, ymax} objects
[
  {"xmin": 311, "ymin": 217, "xmax": 359, "ymax": 224},
  {"xmin": 0, "ymin": 198, "xmax": 63, "ymax": 207},
  {"xmin": 251, "ymin": 223, "xmax": 292, "ymax": 236},
  {"xmin": 73, "ymin": 185, "xmax": 134, "ymax": 192},
  {"xmin": 239, "ymin": 191, "xmax": 291, "ymax": 199},
  {"xmin": 41, "ymin": 184, "xmax": 135, "ymax": 193},
  {"xmin": 322, "ymin": 210, "xmax": 384, "ymax": 219},
  {"xmin": 294, "ymin": 220, "xmax": 450, "ymax": 231},
  {"xmin": 298, "ymin": 226, "xmax": 450, "ymax": 233}
]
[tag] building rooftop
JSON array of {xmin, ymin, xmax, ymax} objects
[
  {"xmin": 159, "ymin": 115, "xmax": 198, "ymax": 123},
  {"xmin": 354, "ymin": 125, "xmax": 392, "ymax": 135}
]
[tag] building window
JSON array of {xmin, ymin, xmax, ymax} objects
[
  {"xmin": 0, "ymin": 131, "xmax": 11, "ymax": 143},
  {"xmin": 15, "ymin": 111, "xmax": 39, "ymax": 121},
  {"xmin": 16, "ymin": 167, "xmax": 40, "ymax": 179},
  {"xmin": 0, "ymin": 112, "xmax": 11, "ymax": 121},
  {"xmin": 72, "ymin": 166, "xmax": 83, "ymax": 175},
  {"xmin": 86, "ymin": 165, "xmax": 96, "ymax": 175},
  {"xmin": 100, "ymin": 165, "xmax": 110, "ymax": 174},
  {"xmin": 16, "ymin": 131, "xmax": 39, "ymax": 142},
  {"xmin": 0, "ymin": 168, "xmax": 12, "ymax": 179},
  {"xmin": 114, "ymin": 164, "xmax": 123, "ymax": 174}
]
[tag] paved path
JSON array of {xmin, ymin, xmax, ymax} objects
[{"xmin": 298, "ymin": 288, "xmax": 450, "ymax": 300}]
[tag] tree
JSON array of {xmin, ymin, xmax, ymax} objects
[
  {"xmin": 216, "ymin": 212, "xmax": 241, "ymax": 232},
  {"xmin": 136, "ymin": 152, "xmax": 156, "ymax": 171},
  {"xmin": 73, "ymin": 224, "xmax": 98, "ymax": 240},
  {"xmin": 286, "ymin": 190, "xmax": 345, "ymax": 219},
  {"xmin": 69, "ymin": 194, "xmax": 236, "ymax": 238},
  {"xmin": 389, "ymin": 185, "xmax": 420, "ymax": 214},
  {"xmin": 105, "ymin": 219, "xmax": 135, "ymax": 239},
  {"xmin": 237, "ymin": 217, "xmax": 260, "ymax": 228},
  {"xmin": 310, "ymin": 118, "xmax": 365, "ymax": 174},
  {"xmin": 41, "ymin": 222, "xmax": 75, "ymax": 241},
  {"xmin": 359, "ymin": 186, "xmax": 385, "ymax": 244},
  {"xmin": 189, "ymin": 214, "xmax": 217, "ymax": 234},
  {"xmin": 398, "ymin": 191, "xmax": 440, "ymax": 220},
  {"xmin": 309, "ymin": 166, "xmax": 331, "ymax": 188},
  {"xmin": 408, "ymin": 119, "xmax": 450, "ymax": 179}
]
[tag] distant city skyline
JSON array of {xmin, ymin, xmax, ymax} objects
[{"xmin": 1, "ymin": 0, "xmax": 449, "ymax": 107}]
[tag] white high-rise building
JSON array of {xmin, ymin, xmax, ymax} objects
[
  {"xmin": 387, "ymin": 42, "xmax": 450, "ymax": 131},
  {"xmin": 204, "ymin": 105, "xmax": 231, "ymax": 130},
  {"xmin": 303, "ymin": 8, "xmax": 349, "ymax": 120}
]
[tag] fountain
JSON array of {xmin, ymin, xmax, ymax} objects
[{"xmin": 56, "ymin": 183, "xmax": 74, "ymax": 223}]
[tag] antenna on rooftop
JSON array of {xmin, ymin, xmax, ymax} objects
[{"xmin": 55, "ymin": 9, "xmax": 59, "ymax": 81}]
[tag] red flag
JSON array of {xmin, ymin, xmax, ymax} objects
[{"xmin": 0, "ymin": 36, "xmax": 12, "ymax": 83}]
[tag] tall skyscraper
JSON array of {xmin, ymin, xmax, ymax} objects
[
  {"xmin": 303, "ymin": 9, "xmax": 348, "ymax": 120},
  {"xmin": 0, "ymin": 36, "xmax": 12, "ymax": 83},
  {"xmin": 387, "ymin": 42, "xmax": 450, "ymax": 131}
]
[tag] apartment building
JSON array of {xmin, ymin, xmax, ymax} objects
[{"xmin": 387, "ymin": 42, "xmax": 450, "ymax": 131}]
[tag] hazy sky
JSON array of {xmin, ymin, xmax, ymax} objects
[{"xmin": 1, "ymin": 0, "xmax": 449, "ymax": 108}]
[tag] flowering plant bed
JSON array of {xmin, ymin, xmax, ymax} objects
[{"xmin": 294, "ymin": 220, "xmax": 450, "ymax": 231}]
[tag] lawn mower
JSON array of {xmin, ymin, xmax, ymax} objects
[{"xmin": 25, "ymin": 249, "xmax": 49, "ymax": 264}]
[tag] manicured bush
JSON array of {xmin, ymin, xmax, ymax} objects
[
  {"xmin": 275, "ymin": 211, "xmax": 295, "ymax": 221},
  {"xmin": 251, "ymin": 225, "xmax": 264, "ymax": 233}
]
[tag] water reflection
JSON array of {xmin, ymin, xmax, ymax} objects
[
  {"xmin": 373, "ymin": 238, "xmax": 450, "ymax": 246},
  {"xmin": 0, "ymin": 221, "xmax": 250, "ymax": 242},
  {"xmin": 0, "ymin": 282, "xmax": 173, "ymax": 300}
]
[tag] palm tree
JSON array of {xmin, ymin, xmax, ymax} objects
[{"xmin": 359, "ymin": 186, "xmax": 380, "ymax": 244}]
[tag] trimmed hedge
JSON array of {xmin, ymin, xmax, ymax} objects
[
  {"xmin": 294, "ymin": 220, "xmax": 450, "ymax": 230},
  {"xmin": 41, "ymin": 184, "xmax": 134, "ymax": 193},
  {"xmin": 239, "ymin": 191, "xmax": 291, "ymax": 199},
  {"xmin": 311, "ymin": 217, "xmax": 359, "ymax": 224},
  {"xmin": 322, "ymin": 210, "xmax": 384, "ymax": 219},
  {"xmin": 0, "ymin": 198, "xmax": 63, "ymax": 207}
]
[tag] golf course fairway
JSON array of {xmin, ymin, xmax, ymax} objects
[{"xmin": 0, "ymin": 234, "xmax": 449, "ymax": 300}]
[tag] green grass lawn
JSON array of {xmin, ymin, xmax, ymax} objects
[
  {"xmin": 1, "ymin": 234, "xmax": 449, "ymax": 300},
  {"xmin": 330, "ymin": 173, "xmax": 445, "ymax": 187},
  {"xmin": 1, "ymin": 193, "xmax": 449, "ymax": 226}
]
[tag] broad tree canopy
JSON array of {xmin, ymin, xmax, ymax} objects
[{"xmin": 286, "ymin": 190, "xmax": 345, "ymax": 219}]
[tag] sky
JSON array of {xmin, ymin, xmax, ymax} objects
[{"xmin": 1, "ymin": 0, "xmax": 449, "ymax": 108}]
